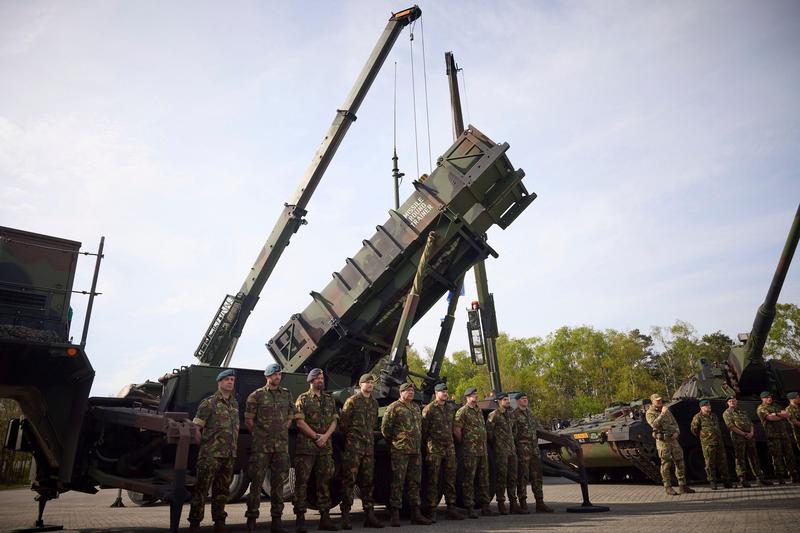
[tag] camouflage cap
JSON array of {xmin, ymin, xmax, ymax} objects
[
  {"xmin": 307, "ymin": 368, "xmax": 323, "ymax": 382},
  {"xmin": 359, "ymin": 373, "xmax": 375, "ymax": 384},
  {"xmin": 434, "ymin": 383, "xmax": 448, "ymax": 392},
  {"xmin": 264, "ymin": 363, "xmax": 282, "ymax": 376},
  {"xmin": 464, "ymin": 386, "xmax": 478, "ymax": 397},
  {"xmin": 699, "ymin": 399, "xmax": 709, "ymax": 407},
  {"xmin": 760, "ymin": 391, "xmax": 772, "ymax": 398},
  {"xmin": 399, "ymin": 382, "xmax": 415, "ymax": 392},
  {"xmin": 216, "ymin": 368, "xmax": 235, "ymax": 381},
  {"xmin": 650, "ymin": 393, "xmax": 662, "ymax": 402},
  {"xmin": 787, "ymin": 392, "xmax": 799, "ymax": 399}
]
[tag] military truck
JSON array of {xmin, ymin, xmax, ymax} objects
[{"xmin": 546, "ymin": 204, "xmax": 800, "ymax": 484}]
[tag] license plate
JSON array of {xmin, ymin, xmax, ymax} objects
[{"xmin": 573, "ymin": 433, "xmax": 589, "ymax": 440}]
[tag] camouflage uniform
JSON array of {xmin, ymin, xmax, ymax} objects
[
  {"xmin": 487, "ymin": 405, "xmax": 517, "ymax": 505},
  {"xmin": 723, "ymin": 406, "xmax": 765, "ymax": 480},
  {"xmin": 381, "ymin": 398, "xmax": 423, "ymax": 509},
  {"xmin": 787, "ymin": 403, "xmax": 800, "ymax": 449},
  {"xmin": 339, "ymin": 391, "xmax": 378, "ymax": 512},
  {"xmin": 690, "ymin": 411, "xmax": 729, "ymax": 483},
  {"xmin": 244, "ymin": 385, "xmax": 296, "ymax": 519},
  {"xmin": 756, "ymin": 403, "xmax": 797, "ymax": 479},
  {"xmin": 454, "ymin": 404, "xmax": 490, "ymax": 508},
  {"xmin": 645, "ymin": 405, "xmax": 687, "ymax": 487},
  {"xmin": 294, "ymin": 388, "xmax": 338, "ymax": 513},
  {"xmin": 511, "ymin": 407, "xmax": 544, "ymax": 501},
  {"xmin": 421, "ymin": 399, "xmax": 458, "ymax": 508},
  {"xmin": 190, "ymin": 390, "xmax": 239, "ymax": 523}
]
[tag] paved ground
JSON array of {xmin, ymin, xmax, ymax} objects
[{"xmin": 1, "ymin": 479, "xmax": 799, "ymax": 532}]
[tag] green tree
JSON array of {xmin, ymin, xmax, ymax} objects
[{"xmin": 765, "ymin": 303, "xmax": 800, "ymax": 362}]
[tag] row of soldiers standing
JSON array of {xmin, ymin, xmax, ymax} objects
[
  {"xmin": 186, "ymin": 365, "xmax": 553, "ymax": 532},
  {"xmin": 646, "ymin": 391, "xmax": 800, "ymax": 496}
]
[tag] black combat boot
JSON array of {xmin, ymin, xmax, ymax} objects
[
  {"xmin": 534, "ymin": 496, "xmax": 554, "ymax": 513},
  {"xmin": 509, "ymin": 501, "xmax": 525, "ymax": 515},
  {"xmin": 480, "ymin": 504, "xmax": 498, "ymax": 516},
  {"xmin": 422, "ymin": 506, "xmax": 437, "ymax": 523},
  {"xmin": 497, "ymin": 502, "xmax": 508, "ymax": 515},
  {"xmin": 340, "ymin": 510, "xmax": 352, "ymax": 530},
  {"xmin": 679, "ymin": 484, "xmax": 695, "ymax": 494},
  {"xmin": 740, "ymin": 477, "xmax": 751, "ymax": 488},
  {"xmin": 188, "ymin": 521, "xmax": 201, "ymax": 533},
  {"xmin": 445, "ymin": 504, "xmax": 465, "ymax": 520},
  {"xmin": 467, "ymin": 506, "xmax": 479, "ymax": 519},
  {"xmin": 665, "ymin": 486, "xmax": 678, "ymax": 496},
  {"xmin": 518, "ymin": 499, "xmax": 531, "ymax": 514},
  {"xmin": 410, "ymin": 506, "xmax": 431, "ymax": 525},
  {"xmin": 271, "ymin": 515, "xmax": 287, "ymax": 533},
  {"xmin": 364, "ymin": 508, "xmax": 384, "ymax": 528},
  {"xmin": 213, "ymin": 519, "xmax": 227, "ymax": 533},
  {"xmin": 757, "ymin": 477, "xmax": 772, "ymax": 486},
  {"xmin": 318, "ymin": 510, "xmax": 339, "ymax": 531},
  {"xmin": 246, "ymin": 516, "xmax": 257, "ymax": 532},
  {"xmin": 777, "ymin": 475, "xmax": 786, "ymax": 485},
  {"xmin": 723, "ymin": 480, "xmax": 734, "ymax": 489},
  {"xmin": 710, "ymin": 481, "xmax": 718, "ymax": 490},
  {"xmin": 296, "ymin": 513, "xmax": 308, "ymax": 533},
  {"xmin": 389, "ymin": 508, "xmax": 401, "ymax": 527}
]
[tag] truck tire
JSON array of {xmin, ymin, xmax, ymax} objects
[
  {"xmin": 228, "ymin": 470, "xmax": 249, "ymax": 502},
  {"xmin": 262, "ymin": 466, "xmax": 296, "ymax": 501}
]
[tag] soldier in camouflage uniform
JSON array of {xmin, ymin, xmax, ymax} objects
[
  {"xmin": 690, "ymin": 399, "xmax": 732, "ymax": 489},
  {"xmin": 189, "ymin": 369, "xmax": 239, "ymax": 533},
  {"xmin": 723, "ymin": 396, "xmax": 770, "ymax": 487},
  {"xmin": 756, "ymin": 391, "xmax": 798, "ymax": 484},
  {"xmin": 244, "ymin": 363, "xmax": 295, "ymax": 533},
  {"xmin": 645, "ymin": 393, "xmax": 695, "ymax": 496},
  {"xmin": 787, "ymin": 392, "xmax": 800, "ymax": 450},
  {"xmin": 293, "ymin": 368, "xmax": 339, "ymax": 532},
  {"xmin": 338, "ymin": 374, "xmax": 383, "ymax": 529},
  {"xmin": 380, "ymin": 381, "xmax": 431, "ymax": 527},
  {"xmin": 487, "ymin": 393, "xmax": 522, "ymax": 515},
  {"xmin": 420, "ymin": 383, "xmax": 464, "ymax": 522},
  {"xmin": 454, "ymin": 387, "xmax": 497, "ymax": 518},
  {"xmin": 511, "ymin": 391, "xmax": 553, "ymax": 513}
]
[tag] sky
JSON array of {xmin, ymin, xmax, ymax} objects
[{"xmin": 1, "ymin": 1, "xmax": 799, "ymax": 396}]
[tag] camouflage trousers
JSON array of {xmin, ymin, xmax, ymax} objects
[
  {"xmin": 731, "ymin": 435, "xmax": 764, "ymax": 479},
  {"xmin": 701, "ymin": 442, "xmax": 729, "ymax": 482},
  {"xmin": 189, "ymin": 455, "xmax": 234, "ymax": 523},
  {"xmin": 462, "ymin": 453, "xmax": 491, "ymax": 508},
  {"xmin": 793, "ymin": 428, "xmax": 800, "ymax": 451},
  {"xmin": 494, "ymin": 453, "xmax": 518, "ymax": 504},
  {"xmin": 516, "ymin": 450, "xmax": 543, "ymax": 501},
  {"xmin": 766, "ymin": 435, "xmax": 797, "ymax": 478},
  {"xmin": 389, "ymin": 451, "xmax": 421, "ymax": 509},
  {"xmin": 423, "ymin": 448, "xmax": 457, "ymax": 508},
  {"xmin": 655, "ymin": 439, "xmax": 686, "ymax": 487},
  {"xmin": 294, "ymin": 453, "xmax": 334, "ymax": 513},
  {"xmin": 340, "ymin": 447, "xmax": 375, "ymax": 512},
  {"xmin": 245, "ymin": 451, "xmax": 289, "ymax": 519}
]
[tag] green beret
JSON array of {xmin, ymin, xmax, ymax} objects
[
  {"xmin": 307, "ymin": 368, "xmax": 323, "ymax": 382},
  {"xmin": 264, "ymin": 363, "xmax": 282, "ymax": 376},
  {"xmin": 434, "ymin": 383, "xmax": 448, "ymax": 392},
  {"xmin": 787, "ymin": 392, "xmax": 799, "ymax": 399},
  {"xmin": 359, "ymin": 373, "xmax": 375, "ymax": 384},
  {"xmin": 513, "ymin": 392, "xmax": 528, "ymax": 400},
  {"xmin": 216, "ymin": 369, "xmax": 235, "ymax": 381},
  {"xmin": 399, "ymin": 382, "xmax": 415, "ymax": 392},
  {"xmin": 699, "ymin": 399, "xmax": 709, "ymax": 407},
  {"xmin": 726, "ymin": 396, "xmax": 736, "ymax": 401},
  {"xmin": 760, "ymin": 391, "xmax": 772, "ymax": 398},
  {"xmin": 496, "ymin": 392, "xmax": 507, "ymax": 400},
  {"xmin": 464, "ymin": 386, "xmax": 478, "ymax": 397}
]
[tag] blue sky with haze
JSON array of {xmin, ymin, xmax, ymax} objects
[{"xmin": 2, "ymin": 1, "xmax": 798, "ymax": 396}]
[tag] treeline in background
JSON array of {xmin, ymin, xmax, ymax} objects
[{"xmin": 407, "ymin": 303, "xmax": 800, "ymax": 422}]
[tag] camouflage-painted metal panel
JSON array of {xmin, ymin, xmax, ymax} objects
[
  {"xmin": 0, "ymin": 226, "xmax": 81, "ymax": 339},
  {"xmin": 267, "ymin": 126, "xmax": 534, "ymax": 380}
]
